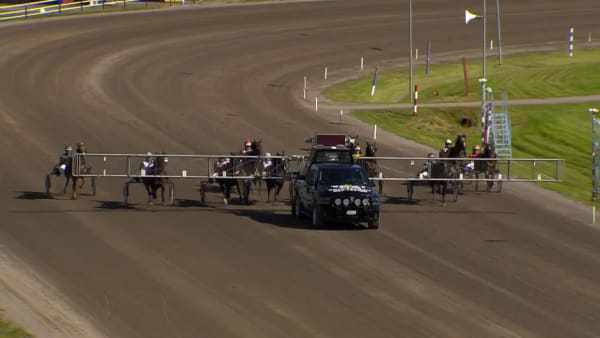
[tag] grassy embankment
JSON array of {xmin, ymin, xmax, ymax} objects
[
  {"xmin": 0, "ymin": 311, "xmax": 32, "ymax": 338},
  {"xmin": 325, "ymin": 48, "xmax": 600, "ymax": 204}
]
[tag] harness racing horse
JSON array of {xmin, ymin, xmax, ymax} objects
[
  {"xmin": 124, "ymin": 154, "xmax": 175, "ymax": 206},
  {"xmin": 234, "ymin": 139, "xmax": 262, "ymax": 204},
  {"xmin": 74, "ymin": 143, "xmax": 96, "ymax": 197},
  {"xmin": 362, "ymin": 141, "xmax": 383, "ymax": 194},
  {"xmin": 264, "ymin": 152, "xmax": 287, "ymax": 202},
  {"xmin": 45, "ymin": 155, "xmax": 95, "ymax": 200},
  {"xmin": 448, "ymin": 134, "xmax": 467, "ymax": 193},
  {"xmin": 211, "ymin": 155, "xmax": 242, "ymax": 205},
  {"xmin": 477, "ymin": 144, "xmax": 501, "ymax": 192}
]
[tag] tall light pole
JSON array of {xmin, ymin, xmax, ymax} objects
[{"xmin": 465, "ymin": 1, "xmax": 487, "ymax": 144}]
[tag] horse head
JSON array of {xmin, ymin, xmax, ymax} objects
[
  {"xmin": 251, "ymin": 139, "xmax": 262, "ymax": 156},
  {"xmin": 154, "ymin": 153, "xmax": 168, "ymax": 174},
  {"xmin": 450, "ymin": 135, "xmax": 467, "ymax": 158},
  {"xmin": 365, "ymin": 142, "xmax": 377, "ymax": 157}
]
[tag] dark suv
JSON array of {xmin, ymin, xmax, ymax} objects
[{"xmin": 291, "ymin": 163, "xmax": 380, "ymax": 229}]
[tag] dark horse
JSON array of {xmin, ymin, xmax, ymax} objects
[
  {"xmin": 448, "ymin": 134, "xmax": 467, "ymax": 193},
  {"xmin": 212, "ymin": 155, "xmax": 242, "ymax": 205},
  {"xmin": 476, "ymin": 143, "xmax": 500, "ymax": 192},
  {"xmin": 362, "ymin": 141, "xmax": 383, "ymax": 194},
  {"xmin": 264, "ymin": 152, "xmax": 287, "ymax": 202},
  {"xmin": 233, "ymin": 139, "xmax": 262, "ymax": 204},
  {"xmin": 124, "ymin": 154, "xmax": 174, "ymax": 205}
]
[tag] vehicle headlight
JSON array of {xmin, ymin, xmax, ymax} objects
[
  {"xmin": 362, "ymin": 198, "xmax": 370, "ymax": 206},
  {"xmin": 334, "ymin": 198, "xmax": 342, "ymax": 206},
  {"xmin": 354, "ymin": 198, "xmax": 361, "ymax": 207},
  {"xmin": 343, "ymin": 198, "xmax": 350, "ymax": 206}
]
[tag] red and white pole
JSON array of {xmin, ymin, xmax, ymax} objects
[{"xmin": 413, "ymin": 84, "xmax": 419, "ymax": 117}]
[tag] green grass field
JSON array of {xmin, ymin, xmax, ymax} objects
[
  {"xmin": 0, "ymin": 312, "xmax": 32, "ymax": 338},
  {"xmin": 326, "ymin": 48, "xmax": 600, "ymax": 104},
  {"xmin": 352, "ymin": 103, "xmax": 593, "ymax": 203}
]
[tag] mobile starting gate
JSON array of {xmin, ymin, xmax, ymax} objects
[{"xmin": 72, "ymin": 153, "xmax": 564, "ymax": 202}]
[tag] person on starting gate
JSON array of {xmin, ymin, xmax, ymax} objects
[
  {"xmin": 53, "ymin": 145, "xmax": 73, "ymax": 176},
  {"xmin": 352, "ymin": 145, "xmax": 362, "ymax": 161},
  {"xmin": 439, "ymin": 139, "xmax": 452, "ymax": 158},
  {"xmin": 241, "ymin": 139, "xmax": 253, "ymax": 155},
  {"xmin": 469, "ymin": 144, "xmax": 481, "ymax": 158},
  {"xmin": 418, "ymin": 153, "xmax": 436, "ymax": 178},
  {"xmin": 464, "ymin": 144, "xmax": 481, "ymax": 173},
  {"xmin": 263, "ymin": 152, "xmax": 273, "ymax": 172},
  {"xmin": 140, "ymin": 152, "xmax": 155, "ymax": 173}
]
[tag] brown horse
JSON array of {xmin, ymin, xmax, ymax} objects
[{"xmin": 45, "ymin": 144, "xmax": 94, "ymax": 199}]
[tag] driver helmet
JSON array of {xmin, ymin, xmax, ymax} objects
[
  {"xmin": 355, "ymin": 146, "xmax": 361, "ymax": 152},
  {"xmin": 445, "ymin": 139, "xmax": 452, "ymax": 146},
  {"xmin": 427, "ymin": 153, "xmax": 436, "ymax": 158},
  {"xmin": 473, "ymin": 144, "xmax": 481, "ymax": 151},
  {"xmin": 65, "ymin": 145, "xmax": 73, "ymax": 152},
  {"xmin": 145, "ymin": 151, "xmax": 152, "ymax": 160},
  {"xmin": 245, "ymin": 140, "xmax": 252, "ymax": 147},
  {"xmin": 265, "ymin": 152, "xmax": 272, "ymax": 157}
]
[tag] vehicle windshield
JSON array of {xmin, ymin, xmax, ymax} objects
[
  {"xmin": 314, "ymin": 150, "xmax": 352, "ymax": 163},
  {"xmin": 318, "ymin": 167, "xmax": 368, "ymax": 186}
]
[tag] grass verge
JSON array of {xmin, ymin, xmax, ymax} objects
[
  {"xmin": 0, "ymin": 311, "xmax": 33, "ymax": 338},
  {"xmin": 352, "ymin": 103, "xmax": 593, "ymax": 204},
  {"xmin": 326, "ymin": 48, "xmax": 600, "ymax": 104}
]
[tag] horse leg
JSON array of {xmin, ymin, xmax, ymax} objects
[
  {"xmin": 219, "ymin": 182, "xmax": 229, "ymax": 205},
  {"xmin": 63, "ymin": 175, "xmax": 70, "ymax": 194},
  {"xmin": 441, "ymin": 182, "xmax": 447, "ymax": 206},
  {"xmin": 144, "ymin": 183, "xmax": 154, "ymax": 205},
  {"xmin": 45, "ymin": 174, "xmax": 52, "ymax": 195},
  {"xmin": 274, "ymin": 182, "xmax": 283, "ymax": 202},
  {"xmin": 160, "ymin": 183, "xmax": 166, "ymax": 206},
  {"xmin": 71, "ymin": 177, "xmax": 78, "ymax": 200}
]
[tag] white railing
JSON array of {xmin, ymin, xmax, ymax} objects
[
  {"xmin": 73, "ymin": 153, "xmax": 563, "ymax": 183},
  {"xmin": 0, "ymin": 0, "xmax": 158, "ymax": 21}
]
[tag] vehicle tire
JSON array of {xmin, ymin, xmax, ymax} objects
[
  {"xmin": 368, "ymin": 212, "xmax": 380, "ymax": 229},
  {"xmin": 312, "ymin": 204, "xmax": 323, "ymax": 228}
]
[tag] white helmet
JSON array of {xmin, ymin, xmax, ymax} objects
[
  {"xmin": 265, "ymin": 152, "xmax": 272, "ymax": 157},
  {"xmin": 445, "ymin": 139, "xmax": 452, "ymax": 145}
]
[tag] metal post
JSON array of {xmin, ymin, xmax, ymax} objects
[
  {"xmin": 591, "ymin": 108, "xmax": 599, "ymax": 223},
  {"xmin": 408, "ymin": 0, "xmax": 414, "ymax": 103},
  {"xmin": 495, "ymin": 0, "xmax": 503, "ymax": 65},
  {"xmin": 481, "ymin": 0, "xmax": 487, "ymax": 144}
]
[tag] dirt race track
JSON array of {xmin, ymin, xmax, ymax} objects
[{"xmin": 1, "ymin": 0, "xmax": 600, "ymax": 337}]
